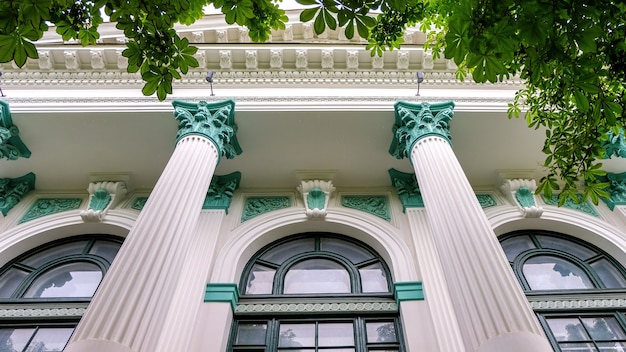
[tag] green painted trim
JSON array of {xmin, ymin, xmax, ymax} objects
[
  {"xmin": 203, "ymin": 172, "xmax": 241, "ymax": 213},
  {"xmin": 205, "ymin": 283, "xmax": 239, "ymax": 312},
  {"xmin": 598, "ymin": 171, "xmax": 626, "ymax": 210},
  {"xmin": 0, "ymin": 172, "xmax": 35, "ymax": 216},
  {"xmin": 130, "ymin": 197, "xmax": 148, "ymax": 211},
  {"xmin": 389, "ymin": 101, "xmax": 455, "ymax": 160},
  {"xmin": 171, "ymin": 100, "xmax": 242, "ymax": 162},
  {"xmin": 476, "ymin": 194, "xmax": 497, "ymax": 208},
  {"xmin": 388, "ymin": 168, "xmax": 423, "ymax": 212},
  {"xmin": 542, "ymin": 194, "xmax": 599, "ymax": 217},
  {"xmin": 0, "ymin": 100, "xmax": 31, "ymax": 160},
  {"xmin": 341, "ymin": 195, "xmax": 391, "ymax": 221},
  {"xmin": 515, "ymin": 186, "xmax": 536, "ymax": 208},
  {"xmin": 393, "ymin": 281, "xmax": 424, "ymax": 305},
  {"xmin": 19, "ymin": 198, "xmax": 82, "ymax": 224},
  {"xmin": 241, "ymin": 196, "xmax": 291, "ymax": 222}
]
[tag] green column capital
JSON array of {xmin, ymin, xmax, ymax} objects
[
  {"xmin": 389, "ymin": 101, "xmax": 455, "ymax": 160},
  {"xmin": 172, "ymin": 99, "xmax": 242, "ymax": 161},
  {"xmin": 389, "ymin": 168, "xmax": 423, "ymax": 211},
  {"xmin": 0, "ymin": 100, "xmax": 31, "ymax": 160},
  {"xmin": 0, "ymin": 172, "xmax": 35, "ymax": 216},
  {"xmin": 203, "ymin": 171, "xmax": 241, "ymax": 213}
]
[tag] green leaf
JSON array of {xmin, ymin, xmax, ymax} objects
[
  {"xmin": 296, "ymin": 0, "xmax": 318, "ymax": 4},
  {"xmin": 573, "ymin": 89, "xmax": 589, "ymax": 112},
  {"xmin": 300, "ymin": 7, "xmax": 318, "ymax": 22},
  {"xmin": 141, "ymin": 79, "xmax": 159, "ymax": 96},
  {"xmin": 324, "ymin": 9, "xmax": 336, "ymax": 30},
  {"xmin": 314, "ymin": 10, "xmax": 325, "ymax": 35},
  {"xmin": 344, "ymin": 19, "xmax": 354, "ymax": 39}
]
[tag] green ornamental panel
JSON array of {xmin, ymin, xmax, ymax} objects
[
  {"xmin": 0, "ymin": 100, "xmax": 31, "ymax": 160},
  {"xmin": 130, "ymin": 197, "xmax": 148, "ymax": 211},
  {"xmin": 203, "ymin": 172, "xmax": 241, "ymax": 213},
  {"xmin": 476, "ymin": 194, "xmax": 497, "ymax": 208},
  {"xmin": 542, "ymin": 194, "xmax": 599, "ymax": 217},
  {"xmin": 341, "ymin": 195, "xmax": 391, "ymax": 221},
  {"xmin": 241, "ymin": 196, "xmax": 291, "ymax": 222},
  {"xmin": 19, "ymin": 198, "xmax": 82, "ymax": 223},
  {"xmin": 0, "ymin": 172, "xmax": 35, "ymax": 216}
]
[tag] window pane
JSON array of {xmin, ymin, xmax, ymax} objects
[
  {"xmin": 279, "ymin": 324, "xmax": 315, "ymax": 347},
  {"xmin": 24, "ymin": 327, "xmax": 73, "ymax": 352},
  {"xmin": 319, "ymin": 349, "xmax": 355, "ymax": 352},
  {"xmin": 245, "ymin": 264, "xmax": 275, "ymax": 295},
  {"xmin": 366, "ymin": 322, "xmax": 397, "ymax": 343},
  {"xmin": 535, "ymin": 235, "xmax": 595, "ymax": 260},
  {"xmin": 89, "ymin": 241, "xmax": 121, "ymax": 264},
  {"xmin": 559, "ymin": 343, "xmax": 597, "ymax": 352},
  {"xmin": 581, "ymin": 317, "xmax": 626, "ymax": 340},
  {"xmin": 321, "ymin": 238, "xmax": 372, "ymax": 264},
  {"xmin": 21, "ymin": 241, "xmax": 88, "ymax": 268},
  {"xmin": 0, "ymin": 328, "xmax": 36, "ymax": 352},
  {"xmin": 318, "ymin": 323, "xmax": 354, "ymax": 347},
  {"xmin": 0, "ymin": 268, "xmax": 28, "ymax": 298},
  {"xmin": 547, "ymin": 318, "xmax": 590, "ymax": 341},
  {"xmin": 284, "ymin": 259, "xmax": 350, "ymax": 294},
  {"xmin": 261, "ymin": 239, "xmax": 315, "ymax": 265},
  {"xmin": 523, "ymin": 256, "xmax": 594, "ymax": 290},
  {"xmin": 500, "ymin": 235, "xmax": 535, "ymax": 262},
  {"xmin": 597, "ymin": 342, "xmax": 626, "ymax": 351},
  {"xmin": 235, "ymin": 323, "xmax": 267, "ymax": 345},
  {"xmin": 23, "ymin": 262, "xmax": 103, "ymax": 298},
  {"xmin": 590, "ymin": 259, "xmax": 626, "ymax": 289},
  {"xmin": 360, "ymin": 263, "xmax": 388, "ymax": 293}
]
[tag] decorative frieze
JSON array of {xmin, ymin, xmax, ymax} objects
[
  {"xmin": 341, "ymin": 195, "xmax": 390, "ymax": 221},
  {"xmin": 0, "ymin": 172, "xmax": 35, "ymax": 216},
  {"xmin": 542, "ymin": 194, "xmax": 599, "ymax": 217},
  {"xmin": 295, "ymin": 49, "xmax": 308, "ymax": 69},
  {"xmin": 203, "ymin": 172, "xmax": 241, "ymax": 213},
  {"xmin": 500, "ymin": 178, "xmax": 543, "ymax": 218},
  {"xmin": 19, "ymin": 198, "xmax": 82, "ymax": 223},
  {"xmin": 297, "ymin": 180, "xmax": 335, "ymax": 219},
  {"xmin": 321, "ymin": 49, "xmax": 334, "ymax": 69},
  {"xmin": 80, "ymin": 181, "xmax": 127, "ymax": 222},
  {"xmin": 476, "ymin": 194, "xmax": 497, "ymax": 208},
  {"xmin": 245, "ymin": 50, "xmax": 258, "ymax": 69},
  {"xmin": 219, "ymin": 50, "xmax": 232, "ymax": 69},
  {"xmin": 242, "ymin": 196, "xmax": 291, "ymax": 222},
  {"xmin": 0, "ymin": 100, "xmax": 31, "ymax": 160},
  {"xmin": 235, "ymin": 300, "xmax": 397, "ymax": 314},
  {"xmin": 270, "ymin": 49, "xmax": 283, "ymax": 69},
  {"xmin": 0, "ymin": 305, "xmax": 87, "ymax": 318},
  {"xmin": 346, "ymin": 50, "xmax": 359, "ymax": 69},
  {"xmin": 530, "ymin": 297, "xmax": 626, "ymax": 311},
  {"xmin": 389, "ymin": 168, "xmax": 423, "ymax": 211}
]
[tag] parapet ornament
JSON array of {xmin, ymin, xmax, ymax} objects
[
  {"xmin": 0, "ymin": 100, "xmax": 31, "ymax": 160},
  {"xmin": 0, "ymin": 172, "xmax": 35, "ymax": 216},
  {"xmin": 172, "ymin": 99, "xmax": 242, "ymax": 160},
  {"xmin": 297, "ymin": 180, "xmax": 336, "ymax": 219},
  {"xmin": 389, "ymin": 101, "xmax": 455, "ymax": 160},
  {"xmin": 499, "ymin": 178, "xmax": 543, "ymax": 218},
  {"xmin": 80, "ymin": 181, "xmax": 127, "ymax": 222}
]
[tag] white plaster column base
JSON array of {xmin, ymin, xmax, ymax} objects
[
  {"xmin": 189, "ymin": 302, "xmax": 233, "ymax": 352},
  {"xmin": 410, "ymin": 136, "xmax": 550, "ymax": 351},
  {"xmin": 66, "ymin": 135, "xmax": 219, "ymax": 352},
  {"xmin": 398, "ymin": 300, "xmax": 439, "ymax": 352}
]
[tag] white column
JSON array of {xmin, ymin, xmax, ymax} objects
[
  {"xmin": 391, "ymin": 101, "xmax": 551, "ymax": 352},
  {"xmin": 65, "ymin": 100, "xmax": 240, "ymax": 352}
]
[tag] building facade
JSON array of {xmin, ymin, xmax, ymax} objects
[{"xmin": 0, "ymin": 12, "xmax": 625, "ymax": 352}]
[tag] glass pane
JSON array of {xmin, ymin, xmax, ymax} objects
[
  {"xmin": 0, "ymin": 328, "xmax": 36, "ymax": 352},
  {"xmin": 22, "ymin": 241, "xmax": 88, "ymax": 268},
  {"xmin": 89, "ymin": 241, "xmax": 122, "ymax": 264},
  {"xmin": 500, "ymin": 235, "xmax": 535, "ymax": 261},
  {"xmin": 321, "ymin": 238, "xmax": 372, "ymax": 264},
  {"xmin": 366, "ymin": 322, "xmax": 397, "ymax": 343},
  {"xmin": 360, "ymin": 263, "xmax": 388, "ymax": 293},
  {"xmin": 319, "ymin": 349, "xmax": 355, "ymax": 352},
  {"xmin": 279, "ymin": 324, "xmax": 315, "ymax": 347},
  {"xmin": 590, "ymin": 259, "xmax": 626, "ymax": 289},
  {"xmin": 0, "ymin": 268, "xmax": 28, "ymax": 298},
  {"xmin": 245, "ymin": 264, "xmax": 275, "ymax": 295},
  {"xmin": 523, "ymin": 256, "xmax": 594, "ymax": 290},
  {"xmin": 23, "ymin": 262, "xmax": 103, "ymax": 298},
  {"xmin": 559, "ymin": 343, "xmax": 597, "ymax": 352},
  {"xmin": 278, "ymin": 350, "xmax": 315, "ymax": 352},
  {"xmin": 597, "ymin": 342, "xmax": 626, "ymax": 352},
  {"xmin": 318, "ymin": 323, "xmax": 354, "ymax": 347},
  {"xmin": 582, "ymin": 317, "xmax": 626, "ymax": 340},
  {"xmin": 284, "ymin": 259, "xmax": 350, "ymax": 294},
  {"xmin": 261, "ymin": 238, "xmax": 315, "ymax": 265},
  {"xmin": 25, "ymin": 327, "xmax": 73, "ymax": 352},
  {"xmin": 547, "ymin": 318, "xmax": 590, "ymax": 341},
  {"xmin": 235, "ymin": 323, "xmax": 267, "ymax": 345},
  {"xmin": 535, "ymin": 235, "xmax": 595, "ymax": 260}
]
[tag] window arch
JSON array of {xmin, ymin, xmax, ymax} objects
[
  {"xmin": 500, "ymin": 230, "xmax": 626, "ymax": 351},
  {"xmin": 0, "ymin": 235, "xmax": 123, "ymax": 351},
  {"xmin": 231, "ymin": 233, "xmax": 404, "ymax": 352}
]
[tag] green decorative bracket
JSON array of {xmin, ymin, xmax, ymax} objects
[
  {"xmin": 172, "ymin": 100, "xmax": 242, "ymax": 162},
  {"xmin": 601, "ymin": 128, "xmax": 626, "ymax": 159},
  {"xmin": 393, "ymin": 281, "xmax": 424, "ymax": 306},
  {"xmin": 241, "ymin": 196, "xmax": 291, "ymax": 222},
  {"xmin": 598, "ymin": 172, "xmax": 626, "ymax": 210},
  {"xmin": 0, "ymin": 172, "xmax": 35, "ymax": 216},
  {"xmin": 389, "ymin": 168, "xmax": 423, "ymax": 212},
  {"xmin": 81, "ymin": 181, "xmax": 127, "ymax": 222},
  {"xmin": 205, "ymin": 283, "xmax": 239, "ymax": 312},
  {"xmin": 515, "ymin": 186, "xmax": 536, "ymax": 208},
  {"xmin": 542, "ymin": 194, "xmax": 599, "ymax": 217},
  {"xmin": 19, "ymin": 198, "xmax": 82, "ymax": 223},
  {"xmin": 297, "ymin": 180, "xmax": 336, "ymax": 219},
  {"xmin": 203, "ymin": 171, "xmax": 241, "ymax": 213},
  {"xmin": 389, "ymin": 101, "xmax": 455, "ymax": 160},
  {"xmin": 0, "ymin": 100, "xmax": 31, "ymax": 160},
  {"xmin": 341, "ymin": 195, "xmax": 391, "ymax": 221}
]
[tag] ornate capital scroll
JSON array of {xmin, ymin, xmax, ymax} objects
[
  {"xmin": 0, "ymin": 172, "xmax": 35, "ymax": 216},
  {"xmin": 601, "ymin": 128, "xmax": 626, "ymax": 159},
  {"xmin": 203, "ymin": 171, "xmax": 241, "ymax": 213},
  {"xmin": 0, "ymin": 100, "xmax": 31, "ymax": 160},
  {"xmin": 389, "ymin": 168, "xmax": 423, "ymax": 211},
  {"xmin": 599, "ymin": 171, "xmax": 626, "ymax": 210},
  {"xmin": 389, "ymin": 101, "xmax": 455, "ymax": 160},
  {"xmin": 500, "ymin": 178, "xmax": 543, "ymax": 218},
  {"xmin": 172, "ymin": 100, "xmax": 242, "ymax": 160},
  {"xmin": 297, "ymin": 179, "xmax": 335, "ymax": 219},
  {"xmin": 80, "ymin": 181, "xmax": 127, "ymax": 222}
]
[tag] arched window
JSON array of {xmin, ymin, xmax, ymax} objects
[
  {"xmin": 230, "ymin": 233, "xmax": 404, "ymax": 352},
  {"xmin": 500, "ymin": 230, "xmax": 626, "ymax": 352},
  {"xmin": 0, "ymin": 235, "xmax": 123, "ymax": 351}
]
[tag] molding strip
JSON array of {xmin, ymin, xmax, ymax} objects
[
  {"xmin": 204, "ymin": 283, "xmax": 239, "ymax": 312},
  {"xmin": 394, "ymin": 281, "xmax": 425, "ymax": 305}
]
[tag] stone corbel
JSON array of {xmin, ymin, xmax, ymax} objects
[
  {"xmin": 297, "ymin": 180, "xmax": 335, "ymax": 219},
  {"xmin": 500, "ymin": 178, "xmax": 543, "ymax": 218},
  {"xmin": 80, "ymin": 181, "xmax": 127, "ymax": 222}
]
